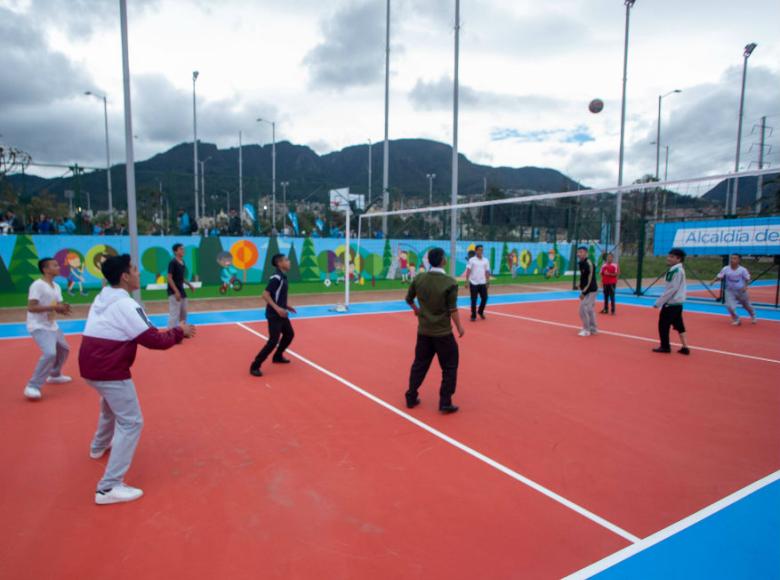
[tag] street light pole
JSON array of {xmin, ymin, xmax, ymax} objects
[
  {"xmin": 655, "ymin": 90, "xmax": 681, "ymax": 180},
  {"xmin": 257, "ymin": 118, "xmax": 277, "ymax": 231},
  {"xmin": 119, "ymin": 0, "xmax": 140, "ymax": 301},
  {"xmin": 449, "ymin": 0, "xmax": 460, "ymax": 276},
  {"xmin": 85, "ymin": 91, "xmax": 113, "ymax": 224},
  {"xmin": 281, "ymin": 181, "xmax": 289, "ymax": 233},
  {"xmin": 427, "ymin": 172, "xmax": 436, "ymax": 240},
  {"xmin": 192, "ymin": 70, "xmax": 199, "ymax": 224},
  {"xmin": 382, "ymin": 0, "xmax": 391, "ymax": 235},
  {"xmin": 614, "ymin": 0, "xmax": 636, "ymax": 264},
  {"xmin": 200, "ymin": 156, "xmax": 211, "ymax": 219},
  {"xmin": 730, "ymin": 42, "xmax": 757, "ymax": 216}
]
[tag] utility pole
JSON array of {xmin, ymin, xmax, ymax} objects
[
  {"xmin": 755, "ymin": 116, "xmax": 769, "ymax": 215},
  {"xmin": 382, "ymin": 0, "xmax": 391, "ymax": 236}
]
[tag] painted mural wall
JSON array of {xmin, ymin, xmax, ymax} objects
[{"xmin": 0, "ymin": 235, "xmax": 572, "ymax": 295}]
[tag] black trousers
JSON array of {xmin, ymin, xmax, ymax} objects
[
  {"xmin": 252, "ymin": 316, "xmax": 295, "ymax": 368},
  {"xmin": 603, "ymin": 284, "xmax": 616, "ymax": 312},
  {"xmin": 407, "ymin": 333, "xmax": 459, "ymax": 407},
  {"xmin": 469, "ymin": 283, "xmax": 488, "ymax": 317},
  {"xmin": 658, "ymin": 304, "xmax": 685, "ymax": 350}
]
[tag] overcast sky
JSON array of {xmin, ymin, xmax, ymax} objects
[{"xmin": 1, "ymin": 0, "xmax": 779, "ymax": 188}]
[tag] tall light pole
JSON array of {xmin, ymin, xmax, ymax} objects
[
  {"xmin": 614, "ymin": 0, "xmax": 636, "ymax": 263},
  {"xmin": 280, "ymin": 181, "xmax": 289, "ymax": 233},
  {"xmin": 367, "ymin": 139, "xmax": 373, "ymax": 237},
  {"xmin": 200, "ymin": 156, "xmax": 211, "ymax": 218},
  {"xmin": 655, "ymin": 89, "xmax": 681, "ymax": 180},
  {"xmin": 192, "ymin": 70, "xmax": 199, "ymax": 223},
  {"xmin": 382, "ymin": 0, "xmax": 391, "ymax": 235},
  {"xmin": 426, "ymin": 173, "xmax": 436, "ymax": 206},
  {"xmin": 84, "ymin": 90, "xmax": 113, "ymax": 224},
  {"xmin": 257, "ymin": 118, "xmax": 277, "ymax": 231},
  {"xmin": 119, "ymin": 0, "xmax": 140, "ymax": 301},
  {"xmin": 730, "ymin": 42, "xmax": 757, "ymax": 216},
  {"xmin": 449, "ymin": 0, "xmax": 460, "ymax": 276},
  {"xmin": 238, "ymin": 130, "xmax": 243, "ymax": 222}
]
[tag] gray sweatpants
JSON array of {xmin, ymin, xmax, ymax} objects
[
  {"xmin": 579, "ymin": 292, "xmax": 598, "ymax": 332},
  {"xmin": 725, "ymin": 288, "xmax": 755, "ymax": 319},
  {"xmin": 167, "ymin": 295, "xmax": 188, "ymax": 329},
  {"xmin": 87, "ymin": 379, "xmax": 144, "ymax": 491},
  {"xmin": 28, "ymin": 329, "xmax": 70, "ymax": 388}
]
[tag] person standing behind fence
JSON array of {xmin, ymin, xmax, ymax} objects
[
  {"xmin": 167, "ymin": 243, "xmax": 195, "ymax": 329},
  {"xmin": 653, "ymin": 248, "xmax": 690, "ymax": 355},
  {"xmin": 600, "ymin": 252, "xmax": 619, "ymax": 315},
  {"xmin": 710, "ymin": 254, "xmax": 757, "ymax": 326},
  {"xmin": 577, "ymin": 247, "xmax": 598, "ymax": 336},
  {"xmin": 464, "ymin": 244, "xmax": 491, "ymax": 321}
]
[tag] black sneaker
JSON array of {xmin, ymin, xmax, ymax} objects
[
  {"xmin": 652, "ymin": 347, "xmax": 671, "ymax": 354},
  {"xmin": 406, "ymin": 396, "xmax": 421, "ymax": 409},
  {"xmin": 249, "ymin": 366, "xmax": 263, "ymax": 377},
  {"xmin": 479, "ymin": 313, "xmax": 486, "ymax": 320},
  {"xmin": 470, "ymin": 316, "xmax": 476, "ymax": 322},
  {"xmin": 439, "ymin": 404, "xmax": 459, "ymax": 414},
  {"xmin": 678, "ymin": 347, "xmax": 690, "ymax": 356},
  {"xmin": 600, "ymin": 309, "xmax": 608, "ymax": 314},
  {"xmin": 272, "ymin": 356, "xmax": 291, "ymax": 364}
]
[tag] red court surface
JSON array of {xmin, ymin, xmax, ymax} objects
[{"xmin": 1, "ymin": 300, "xmax": 779, "ymax": 579}]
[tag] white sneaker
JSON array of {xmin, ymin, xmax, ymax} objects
[
  {"xmin": 95, "ymin": 483, "xmax": 144, "ymax": 505},
  {"xmin": 23, "ymin": 385, "xmax": 42, "ymax": 400},
  {"xmin": 89, "ymin": 444, "xmax": 111, "ymax": 460},
  {"xmin": 751, "ymin": 315, "xmax": 757, "ymax": 325},
  {"xmin": 731, "ymin": 319, "xmax": 741, "ymax": 326},
  {"xmin": 46, "ymin": 375, "xmax": 72, "ymax": 384},
  {"xmin": 578, "ymin": 330, "xmax": 591, "ymax": 337}
]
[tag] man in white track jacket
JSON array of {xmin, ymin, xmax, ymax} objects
[{"xmin": 79, "ymin": 254, "xmax": 196, "ymax": 505}]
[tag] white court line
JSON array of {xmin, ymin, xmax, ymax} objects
[
  {"xmin": 564, "ymin": 469, "xmax": 780, "ymax": 579},
  {"xmin": 236, "ymin": 321, "xmax": 641, "ymax": 544},
  {"xmin": 485, "ymin": 309, "xmax": 780, "ymax": 366}
]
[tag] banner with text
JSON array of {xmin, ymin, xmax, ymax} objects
[{"xmin": 654, "ymin": 217, "xmax": 780, "ymax": 256}]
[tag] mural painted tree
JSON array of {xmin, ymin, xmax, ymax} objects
[
  {"xmin": 499, "ymin": 242, "xmax": 510, "ymax": 275},
  {"xmin": 261, "ymin": 236, "xmax": 281, "ymax": 282},
  {"xmin": 0, "ymin": 253, "xmax": 15, "ymax": 293},
  {"xmin": 299, "ymin": 236, "xmax": 320, "ymax": 281},
  {"xmin": 9, "ymin": 235, "xmax": 39, "ymax": 291},
  {"xmin": 381, "ymin": 237, "xmax": 392, "ymax": 277},
  {"xmin": 141, "ymin": 247, "xmax": 172, "ymax": 282},
  {"xmin": 198, "ymin": 236, "xmax": 223, "ymax": 284},
  {"xmin": 184, "ymin": 246, "xmax": 199, "ymax": 281},
  {"xmin": 361, "ymin": 252, "xmax": 383, "ymax": 286},
  {"xmin": 287, "ymin": 243, "xmax": 302, "ymax": 282},
  {"xmin": 490, "ymin": 247, "xmax": 496, "ymax": 273}
]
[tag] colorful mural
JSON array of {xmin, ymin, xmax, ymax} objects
[{"xmin": 0, "ymin": 235, "xmax": 573, "ymax": 295}]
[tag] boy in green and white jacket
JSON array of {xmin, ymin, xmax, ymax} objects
[{"xmin": 653, "ymin": 248, "xmax": 690, "ymax": 355}]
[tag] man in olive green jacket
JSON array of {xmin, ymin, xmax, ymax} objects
[{"xmin": 405, "ymin": 247, "xmax": 466, "ymax": 414}]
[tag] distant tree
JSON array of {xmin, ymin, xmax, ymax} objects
[
  {"xmin": 381, "ymin": 237, "xmax": 392, "ymax": 276},
  {"xmin": 499, "ymin": 241, "xmax": 510, "ymax": 275},
  {"xmin": 261, "ymin": 236, "xmax": 281, "ymax": 282}
]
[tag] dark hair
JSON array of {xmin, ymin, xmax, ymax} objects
[
  {"xmin": 271, "ymin": 253, "xmax": 286, "ymax": 268},
  {"xmin": 730, "ymin": 253, "xmax": 741, "ymax": 259},
  {"xmin": 669, "ymin": 248, "xmax": 686, "ymax": 262},
  {"xmin": 578, "ymin": 246, "xmax": 588, "ymax": 252},
  {"xmin": 428, "ymin": 247, "xmax": 445, "ymax": 268},
  {"xmin": 475, "ymin": 244, "xmax": 483, "ymax": 250},
  {"xmin": 172, "ymin": 243, "xmax": 183, "ymax": 253},
  {"xmin": 38, "ymin": 258, "xmax": 55, "ymax": 273},
  {"xmin": 102, "ymin": 254, "xmax": 132, "ymax": 286}
]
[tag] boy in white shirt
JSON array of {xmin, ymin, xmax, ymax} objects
[
  {"xmin": 24, "ymin": 258, "xmax": 73, "ymax": 400},
  {"xmin": 710, "ymin": 254, "xmax": 757, "ymax": 326},
  {"xmin": 653, "ymin": 248, "xmax": 690, "ymax": 355},
  {"xmin": 464, "ymin": 245, "xmax": 491, "ymax": 321}
]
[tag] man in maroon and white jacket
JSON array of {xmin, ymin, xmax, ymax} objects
[{"xmin": 79, "ymin": 254, "xmax": 195, "ymax": 505}]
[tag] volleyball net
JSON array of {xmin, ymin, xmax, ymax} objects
[{"xmin": 347, "ymin": 168, "xmax": 779, "ymax": 308}]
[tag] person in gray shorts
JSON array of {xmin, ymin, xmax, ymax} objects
[
  {"xmin": 711, "ymin": 254, "xmax": 757, "ymax": 326},
  {"xmin": 79, "ymin": 254, "xmax": 196, "ymax": 505},
  {"xmin": 577, "ymin": 246, "xmax": 598, "ymax": 336},
  {"xmin": 166, "ymin": 243, "xmax": 195, "ymax": 329}
]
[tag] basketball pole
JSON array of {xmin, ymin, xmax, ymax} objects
[{"xmin": 119, "ymin": 0, "xmax": 141, "ymax": 303}]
